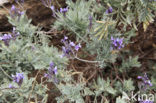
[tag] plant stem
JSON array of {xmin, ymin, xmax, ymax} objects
[
  {"xmin": 28, "ymin": 70, "xmax": 40, "ymax": 103},
  {"xmin": 74, "ymin": 56, "xmax": 100, "ymax": 63},
  {"xmin": 0, "ymin": 67, "xmax": 12, "ymax": 80}
]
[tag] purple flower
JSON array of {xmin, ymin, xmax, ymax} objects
[
  {"xmin": 12, "ymin": 73, "xmax": 24, "ymax": 86},
  {"xmin": 70, "ymin": 41, "xmax": 75, "ymax": 47},
  {"xmin": 0, "ymin": 27, "xmax": 20, "ymax": 46},
  {"xmin": 10, "ymin": 5, "xmax": 24, "ymax": 20},
  {"xmin": 19, "ymin": 11, "xmax": 24, "ymax": 15},
  {"xmin": 44, "ymin": 62, "xmax": 58, "ymax": 83},
  {"xmin": 88, "ymin": 15, "xmax": 93, "ymax": 30},
  {"xmin": 138, "ymin": 73, "xmax": 152, "ymax": 90},
  {"xmin": 50, "ymin": 6, "xmax": 54, "ymax": 10},
  {"xmin": 61, "ymin": 36, "xmax": 81, "ymax": 58},
  {"xmin": 106, "ymin": 7, "xmax": 113, "ymax": 14},
  {"xmin": 9, "ymin": 84, "xmax": 15, "ymax": 88},
  {"xmin": 61, "ymin": 37, "xmax": 73, "ymax": 57},
  {"xmin": 49, "ymin": 62, "xmax": 54, "ymax": 68},
  {"xmin": 2, "ymin": 34, "xmax": 12, "ymax": 40},
  {"xmin": 64, "ymin": 36, "xmax": 68, "ymax": 40},
  {"xmin": 0, "ymin": 34, "xmax": 12, "ymax": 46},
  {"xmin": 50, "ymin": 5, "xmax": 56, "ymax": 17},
  {"xmin": 62, "ymin": 46, "xmax": 72, "ymax": 57},
  {"xmin": 61, "ymin": 36, "xmax": 68, "ymax": 43},
  {"xmin": 75, "ymin": 43, "xmax": 81, "ymax": 51},
  {"xmin": 44, "ymin": 73, "xmax": 51, "ymax": 79},
  {"xmin": 11, "ymin": 5, "xmax": 16, "ymax": 11},
  {"xmin": 44, "ymin": 73, "xmax": 49, "ymax": 78},
  {"xmin": 53, "ymin": 66, "xmax": 58, "ymax": 75},
  {"xmin": 45, "ymin": 62, "xmax": 58, "ymax": 79},
  {"xmin": 12, "ymin": 27, "xmax": 20, "ymax": 40},
  {"xmin": 60, "ymin": 7, "xmax": 68, "ymax": 17},
  {"xmin": 111, "ymin": 36, "xmax": 124, "ymax": 50},
  {"xmin": 60, "ymin": 7, "xmax": 68, "ymax": 13}
]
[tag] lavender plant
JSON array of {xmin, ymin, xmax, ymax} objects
[
  {"xmin": 0, "ymin": 4, "xmax": 68, "ymax": 102},
  {"xmin": 39, "ymin": 0, "xmax": 156, "ymax": 102},
  {"xmin": 0, "ymin": 0, "xmax": 156, "ymax": 103},
  {"xmin": 54, "ymin": 0, "xmax": 94, "ymax": 41},
  {"xmin": 101, "ymin": 0, "xmax": 156, "ymax": 31},
  {"xmin": 0, "ymin": 74, "xmax": 48, "ymax": 103}
]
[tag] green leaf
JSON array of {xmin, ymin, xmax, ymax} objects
[
  {"xmin": 94, "ymin": 77, "xmax": 116, "ymax": 96},
  {"xmin": 84, "ymin": 87, "xmax": 94, "ymax": 96},
  {"xmin": 121, "ymin": 56, "xmax": 141, "ymax": 72},
  {"xmin": 116, "ymin": 97, "xmax": 127, "ymax": 103},
  {"xmin": 123, "ymin": 79, "xmax": 135, "ymax": 92}
]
